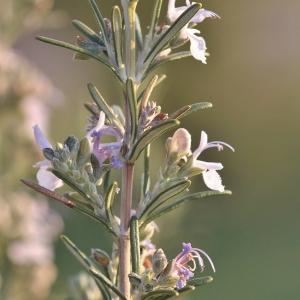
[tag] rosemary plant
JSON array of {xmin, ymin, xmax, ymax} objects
[{"xmin": 23, "ymin": 1, "xmax": 234, "ymax": 299}]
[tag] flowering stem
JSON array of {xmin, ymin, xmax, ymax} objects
[{"xmin": 119, "ymin": 162, "xmax": 134, "ymax": 299}]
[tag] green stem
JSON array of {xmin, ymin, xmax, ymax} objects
[{"xmin": 119, "ymin": 163, "xmax": 134, "ymax": 299}]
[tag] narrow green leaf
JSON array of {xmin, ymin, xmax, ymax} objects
[
  {"xmin": 51, "ymin": 169, "xmax": 91, "ymax": 203},
  {"xmin": 142, "ymin": 145, "xmax": 151, "ymax": 196},
  {"xmin": 88, "ymin": 0, "xmax": 108, "ymax": 42},
  {"xmin": 141, "ymin": 288, "xmax": 179, "ymax": 300},
  {"xmin": 64, "ymin": 192, "xmax": 94, "ymax": 209},
  {"xmin": 140, "ymin": 75, "xmax": 159, "ymax": 110},
  {"xmin": 72, "ymin": 19, "xmax": 102, "ymax": 43},
  {"xmin": 91, "ymin": 153, "xmax": 102, "ymax": 180},
  {"xmin": 36, "ymin": 36, "xmax": 121, "ymax": 81},
  {"xmin": 144, "ymin": 3, "xmax": 201, "ymax": 64},
  {"xmin": 135, "ymin": 13, "xmax": 143, "ymax": 50},
  {"xmin": 61, "ymin": 235, "xmax": 92, "ymax": 269},
  {"xmin": 188, "ymin": 276, "xmax": 214, "ymax": 286},
  {"xmin": 130, "ymin": 216, "xmax": 141, "ymax": 274},
  {"xmin": 89, "ymin": 267, "xmax": 127, "ymax": 300},
  {"xmin": 177, "ymin": 285, "xmax": 195, "ymax": 295},
  {"xmin": 87, "ymin": 83, "xmax": 124, "ymax": 131},
  {"xmin": 94, "ymin": 280, "xmax": 112, "ymax": 300},
  {"xmin": 21, "ymin": 179, "xmax": 117, "ymax": 236},
  {"xmin": 21, "ymin": 179, "xmax": 75, "ymax": 208},
  {"xmin": 170, "ymin": 102, "xmax": 213, "ymax": 120},
  {"xmin": 139, "ymin": 179, "xmax": 191, "ymax": 221},
  {"xmin": 148, "ymin": 0, "xmax": 163, "ymax": 38},
  {"xmin": 84, "ymin": 102, "xmax": 98, "ymax": 116},
  {"xmin": 77, "ymin": 137, "xmax": 91, "ymax": 168},
  {"xmin": 126, "ymin": 78, "xmax": 138, "ymax": 145},
  {"xmin": 128, "ymin": 119, "xmax": 180, "ymax": 162},
  {"xmin": 112, "ymin": 6, "xmax": 124, "ymax": 68},
  {"xmin": 104, "ymin": 182, "xmax": 118, "ymax": 230},
  {"xmin": 74, "ymin": 207, "xmax": 117, "ymax": 236},
  {"xmin": 156, "ymin": 74, "xmax": 167, "ymax": 86},
  {"xmin": 61, "ymin": 236, "xmax": 112, "ymax": 300},
  {"xmin": 147, "ymin": 51, "xmax": 191, "ymax": 76},
  {"xmin": 143, "ymin": 190, "xmax": 232, "ymax": 226},
  {"xmin": 103, "ymin": 169, "xmax": 111, "ymax": 193}
]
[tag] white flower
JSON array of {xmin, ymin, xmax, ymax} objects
[
  {"xmin": 34, "ymin": 160, "xmax": 63, "ymax": 191},
  {"xmin": 193, "ymin": 131, "xmax": 234, "ymax": 192},
  {"xmin": 33, "ymin": 125, "xmax": 63, "ymax": 191},
  {"xmin": 167, "ymin": 0, "xmax": 219, "ymax": 63},
  {"xmin": 167, "ymin": 129, "xmax": 234, "ymax": 192}
]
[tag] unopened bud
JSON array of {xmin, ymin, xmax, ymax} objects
[
  {"xmin": 91, "ymin": 248, "xmax": 110, "ymax": 267},
  {"xmin": 152, "ymin": 249, "xmax": 168, "ymax": 275}
]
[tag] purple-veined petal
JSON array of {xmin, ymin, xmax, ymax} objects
[
  {"xmin": 95, "ymin": 111, "xmax": 106, "ymax": 131},
  {"xmin": 168, "ymin": 0, "xmax": 187, "ymax": 22},
  {"xmin": 33, "ymin": 125, "xmax": 52, "ymax": 150},
  {"xmin": 193, "ymin": 130, "xmax": 208, "ymax": 158},
  {"xmin": 193, "ymin": 160, "xmax": 223, "ymax": 171},
  {"xmin": 186, "ymin": 28, "xmax": 207, "ymax": 63},
  {"xmin": 202, "ymin": 170, "xmax": 224, "ymax": 192},
  {"xmin": 191, "ymin": 9, "xmax": 220, "ymax": 23},
  {"xmin": 35, "ymin": 161, "xmax": 63, "ymax": 191}
]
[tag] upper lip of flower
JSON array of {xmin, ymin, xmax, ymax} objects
[
  {"xmin": 88, "ymin": 111, "xmax": 124, "ymax": 168},
  {"xmin": 32, "ymin": 125, "xmax": 63, "ymax": 191},
  {"xmin": 33, "ymin": 124, "xmax": 53, "ymax": 150},
  {"xmin": 193, "ymin": 131, "xmax": 235, "ymax": 159}
]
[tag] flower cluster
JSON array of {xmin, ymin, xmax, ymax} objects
[{"xmin": 132, "ymin": 240, "xmax": 215, "ymax": 292}]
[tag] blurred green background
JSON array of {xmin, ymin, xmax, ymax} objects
[{"xmin": 4, "ymin": 0, "xmax": 300, "ymax": 299}]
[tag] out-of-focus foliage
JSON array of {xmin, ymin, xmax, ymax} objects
[{"xmin": 0, "ymin": 0, "xmax": 66, "ymax": 45}]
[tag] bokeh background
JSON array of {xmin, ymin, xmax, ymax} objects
[{"xmin": 1, "ymin": 0, "xmax": 300, "ymax": 299}]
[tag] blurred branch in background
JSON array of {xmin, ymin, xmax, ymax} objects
[
  {"xmin": 0, "ymin": 1, "xmax": 67, "ymax": 299},
  {"xmin": 0, "ymin": 0, "xmax": 66, "ymax": 46}
]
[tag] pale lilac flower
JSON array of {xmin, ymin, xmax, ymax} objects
[
  {"xmin": 172, "ymin": 242, "xmax": 215, "ymax": 289},
  {"xmin": 88, "ymin": 111, "xmax": 124, "ymax": 169},
  {"xmin": 193, "ymin": 131, "xmax": 234, "ymax": 192},
  {"xmin": 167, "ymin": 0, "xmax": 219, "ymax": 63},
  {"xmin": 33, "ymin": 125, "xmax": 63, "ymax": 191},
  {"xmin": 167, "ymin": 129, "xmax": 234, "ymax": 192}
]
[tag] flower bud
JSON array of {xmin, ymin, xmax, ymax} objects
[
  {"xmin": 152, "ymin": 249, "xmax": 168, "ymax": 275},
  {"xmin": 91, "ymin": 248, "xmax": 110, "ymax": 267},
  {"xmin": 168, "ymin": 128, "xmax": 191, "ymax": 155}
]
